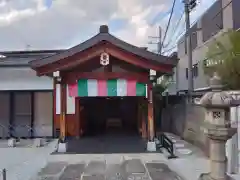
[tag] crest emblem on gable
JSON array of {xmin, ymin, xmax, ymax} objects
[{"xmin": 100, "ymin": 52, "xmax": 109, "ymax": 66}]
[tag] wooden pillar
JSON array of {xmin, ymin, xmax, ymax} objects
[
  {"xmin": 60, "ymin": 83, "xmax": 67, "ymax": 141},
  {"xmin": 140, "ymin": 98, "xmax": 147, "ymax": 139},
  {"xmin": 137, "ymin": 98, "xmax": 141, "ymax": 134},
  {"xmin": 75, "ymin": 97, "xmax": 80, "ymax": 138},
  {"xmin": 141, "ymin": 112, "xmax": 147, "ymax": 138},
  {"xmin": 148, "ymin": 85, "xmax": 154, "ymax": 141}
]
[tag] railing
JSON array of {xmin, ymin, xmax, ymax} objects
[
  {"xmin": 157, "ymin": 133, "xmax": 177, "ymax": 159},
  {"xmin": 0, "ymin": 124, "xmax": 53, "ymax": 139}
]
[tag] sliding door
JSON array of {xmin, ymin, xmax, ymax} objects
[
  {"xmin": 33, "ymin": 92, "xmax": 53, "ymax": 137},
  {"xmin": 0, "ymin": 92, "xmax": 10, "ymax": 138},
  {"xmin": 12, "ymin": 92, "xmax": 32, "ymax": 138}
]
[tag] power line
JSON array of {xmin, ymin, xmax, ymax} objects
[
  {"xmin": 161, "ymin": 45, "xmax": 177, "ymax": 54},
  {"xmin": 167, "ymin": 0, "xmax": 233, "ymax": 54},
  {"xmin": 163, "ymin": 10, "xmax": 185, "ymax": 49},
  {"xmin": 160, "ymin": 0, "xmax": 177, "ymax": 54}
]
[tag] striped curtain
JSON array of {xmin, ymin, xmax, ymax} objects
[{"xmin": 68, "ymin": 79, "xmax": 147, "ymax": 97}]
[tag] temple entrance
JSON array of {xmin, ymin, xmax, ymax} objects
[
  {"xmin": 80, "ymin": 96, "xmax": 139, "ymax": 137},
  {"xmin": 64, "ymin": 96, "xmax": 146, "ymax": 154}
]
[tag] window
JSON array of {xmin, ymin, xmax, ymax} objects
[
  {"xmin": 191, "ymin": 24, "xmax": 198, "ymax": 50},
  {"xmin": 202, "ymin": 0, "xmax": 223, "ymax": 42},
  {"xmin": 193, "ymin": 64, "xmax": 198, "ymax": 77},
  {"xmin": 186, "ymin": 68, "xmax": 188, "ymax": 79},
  {"xmin": 184, "ymin": 40, "xmax": 187, "ymax": 54},
  {"xmin": 232, "ymin": 0, "xmax": 240, "ymax": 30}
]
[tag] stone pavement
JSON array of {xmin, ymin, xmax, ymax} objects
[
  {"xmin": 33, "ymin": 158, "xmax": 183, "ymax": 180},
  {"xmin": 1, "ymin": 135, "xmax": 240, "ymax": 180}
]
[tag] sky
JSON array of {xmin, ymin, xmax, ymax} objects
[{"xmin": 0, "ymin": 0, "xmax": 217, "ymax": 52}]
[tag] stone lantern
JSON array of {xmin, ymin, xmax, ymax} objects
[{"xmin": 197, "ymin": 72, "xmax": 238, "ymax": 180}]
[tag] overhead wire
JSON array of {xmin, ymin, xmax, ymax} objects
[
  {"xmin": 163, "ymin": 10, "xmax": 185, "ymax": 49},
  {"xmin": 160, "ymin": 0, "xmax": 177, "ymax": 54},
  {"xmin": 163, "ymin": 0, "xmax": 233, "ymax": 57}
]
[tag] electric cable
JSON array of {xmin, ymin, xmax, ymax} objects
[
  {"xmin": 164, "ymin": 10, "xmax": 185, "ymax": 49},
  {"xmin": 160, "ymin": 0, "xmax": 177, "ymax": 54}
]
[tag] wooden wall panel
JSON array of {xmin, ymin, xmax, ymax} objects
[{"xmin": 53, "ymin": 80, "xmax": 80, "ymax": 138}]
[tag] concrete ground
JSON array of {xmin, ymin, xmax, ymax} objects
[
  {"xmin": 0, "ymin": 139, "xmax": 58, "ymax": 180},
  {"xmin": 34, "ymin": 156, "xmax": 183, "ymax": 180},
  {"xmin": 0, "ymin": 134, "xmax": 239, "ymax": 180}
]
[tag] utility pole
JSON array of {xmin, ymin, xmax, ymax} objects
[
  {"xmin": 148, "ymin": 26, "xmax": 162, "ymax": 138},
  {"xmin": 148, "ymin": 26, "xmax": 162, "ymax": 54},
  {"xmin": 183, "ymin": 0, "xmax": 196, "ymax": 102},
  {"xmin": 157, "ymin": 26, "xmax": 162, "ymax": 54}
]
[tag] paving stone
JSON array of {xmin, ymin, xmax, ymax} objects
[
  {"xmin": 123, "ymin": 159, "xmax": 146, "ymax": 174},
  {"xmin": 146, "ymin": 163, "xmax": 182, "ymax": 180},
  {"xmin": 59, "ymin": 163, "xmax": 85, "ymax": 180},
  {"xmin": 105, "ymin": 164, "xmax": 125, "ymax": 180},
  {"xmin": 38, "ymin": 162, "xmax": 67, "ymax": 176},
  {"xmin": 126, "ymin": 173, "xmax": 150, "ymax": 180},
  {"xmin": 84, "ymin": 160, "xmax": 106, "ymax": 175},
  {"xmin": 36, "ymin": 176, "xmax": 58, "ymax": 180},
  {"xmin": 81, "ymin": 174, "xmax": 105, "ymax": 180},
  {"xmin": 146, "ymin": 163, "xmax": 170, "ymax": 171}
]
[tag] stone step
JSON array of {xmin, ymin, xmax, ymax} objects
[{"xmin": 59, "ymin": 164, "xmax": 85, "ymax": 180}]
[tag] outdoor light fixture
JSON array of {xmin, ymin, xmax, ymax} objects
[
  {"xmin": 149, "ymin": 69, "xmax": 156, "ymax": 83},
  {"xmin": 53, "ymin": 71, "xmax": 61, "ymax": 83},
  {"xmin": 56, "ymin": 77, "xmax": 62, "ymax": 83}
]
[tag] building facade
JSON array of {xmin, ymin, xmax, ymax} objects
[
  {"xmin": 168, "ymin": 0, "xmax": 240, "ymax": 95},
  {"xmin": 0, "ymin": 50, "xmax": 64, "ymax": 138},
  {"xmin": 0, "ymin": 25, "xmax": 177, "ymax": 140}
]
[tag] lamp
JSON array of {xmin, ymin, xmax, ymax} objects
[
  {"xmin": 53, "ymin": 71, "xmax": 61, "ymax": 83},
  {"xmin": 149, "ymin": 69, "xmax": 156, "ymax": 83}
]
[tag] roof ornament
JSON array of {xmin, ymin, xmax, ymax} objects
[{"xmin": 100, "ymin": 52, "xmax": 109, "ymax": 66}]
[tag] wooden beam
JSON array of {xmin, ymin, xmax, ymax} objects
[
  {"xmin": 37, "ymin": 44, "xmax": 107, "ymax": 76},
  {"xmin": 64, "ymin": 72, "xmax": 149, "ymax": 84},
  {"xmin": 35, "ymin": 43, "xmax": 173, "ymax": 76},
  {"xmin": 105, "ymin": 46, "xmax": 173, "ymax": 73}
]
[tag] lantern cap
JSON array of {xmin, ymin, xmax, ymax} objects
[{"xmin": 196, "ymin": 72, "xmax": 235, "ymax": 108}]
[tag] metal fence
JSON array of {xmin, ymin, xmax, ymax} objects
[{"xmin": 0, "ymin": 123, "xmax": 53, "ymax": 139}]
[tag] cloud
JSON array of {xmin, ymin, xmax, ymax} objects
[{"xmin": 0, "ymin": 0, "xmax": 217, "ymax": 51}]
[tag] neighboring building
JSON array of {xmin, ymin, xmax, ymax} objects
[
  {"xmin": 0, "ymin": 50, "xmax": 63, "ymax": 138},
  {"xmin": 167, "ymin": 0, "xmax": 240, "ymax": 95},
  {"xmin": 0, "ymin": 25, "xmax": 177, "ymax": 140}
]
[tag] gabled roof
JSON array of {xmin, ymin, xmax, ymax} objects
[{"xmin": 29, "ymin": 25, "xmax": 177, "ymax": 68}]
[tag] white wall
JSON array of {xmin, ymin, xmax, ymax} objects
[
  {"xmin": 55, "ymin": 84, "xmax": 76, "ymax": 115},
  {"xmin": 176, "ymin": 0, "xmax": 234, "ymax": 92},
  {"xmin": 0, "ymin": 67, "xmax": 53, "ymax": 90}
]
